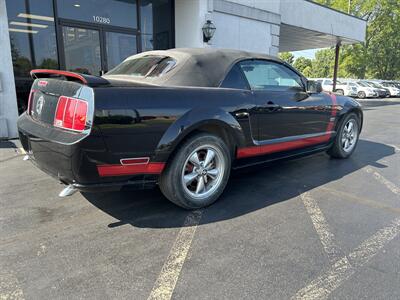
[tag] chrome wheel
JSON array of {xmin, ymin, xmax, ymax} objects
[
  {"xmin": 181, "ymin": 145, "xmax": 225, "ymax": 200},
  {"xmin": 341, "ymin": 119, "xmax": 358, "ymax": 153}
]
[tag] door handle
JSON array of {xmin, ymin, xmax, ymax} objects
[{"xmin": 264, "ymin": 101, "xmax": 281, "ymax": 111}]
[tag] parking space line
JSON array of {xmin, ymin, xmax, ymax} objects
[
  {"xmin": 0, "ymin": 272, "xmax": 25, "ymax": 300},
  {"xmin": 365, "ymin": 167, "xmax": 400, "ymax": 196},
  {"xmin": 148, "ymin": 210, "xmax": 202, "ymax": 300},
  {"xmin": 301, "ymin": 192, "xmax": 343, "ymax": 262},
  {"xmin": 293, "ymin": 216, "xmax": 400, "ymax": 300},
  {"xmin": 388, "ymin": 144, "xmax": 400, "ymax": 152}
]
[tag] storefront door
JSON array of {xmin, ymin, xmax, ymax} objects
[{"xmin": 60, "ymin": 23, "xmax": 137, "ymax": 75}]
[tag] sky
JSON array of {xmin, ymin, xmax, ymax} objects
[{"xmin": 292, "ymin": 48, "xmax": 321, "ymax": 59}]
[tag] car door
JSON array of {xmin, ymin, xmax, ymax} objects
[{"xmin": 238, "ymin": 59, "xmax": 333, "ymax": 150}]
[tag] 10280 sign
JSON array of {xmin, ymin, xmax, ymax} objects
[{"xmin": 93, "ymin": 16, "xmax": 110, "ymax": 24}]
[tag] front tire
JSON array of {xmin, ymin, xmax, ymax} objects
[
  {"xmin": 159, "ymin": 133, "xmax": 231, "ymax": 209},
  {"xmin": 328, "ymin": 113, "xmax": 360, "ymax": 158},
  {"xmin": 358, "ymin": 91, "xmax": 366, "ymax": 99},
  {"xmin": 336, "ymin": 89, "xmax": 344, "ymax": 96}
]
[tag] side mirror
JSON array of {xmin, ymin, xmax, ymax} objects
[{"xmin": 307, "ymin": 80, "xmax": 322, "ymax": 93}]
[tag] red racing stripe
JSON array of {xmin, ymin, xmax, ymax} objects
[{"xmin": 97, "ymin": 162, "xmax": 165, "ymax": 177}]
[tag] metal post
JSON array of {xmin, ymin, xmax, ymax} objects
[{"xmin": 332, "ymin": 41, "xmax": 341, "ymax": 92}]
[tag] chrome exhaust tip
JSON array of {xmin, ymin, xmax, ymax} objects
[{"xmin": 59, "ymin": 184, "xmax": 78, "ymax": 197}]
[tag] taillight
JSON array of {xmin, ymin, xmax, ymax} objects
[
  {"xmin": 27, "ymin": 89, "xmax": 37, "ymax": 115},
  {"xmin": 54, "ymin": 96, "xmax": 88, "ymax": 132}
]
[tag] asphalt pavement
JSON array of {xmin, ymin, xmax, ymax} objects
[{"xmin": 1, "ymin": 98, "xmax": 400, "ymax": 299}]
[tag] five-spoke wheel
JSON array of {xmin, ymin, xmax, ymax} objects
[
  {"xmin": 328, "ymin": 113, "xmax": 360, "ymax": 158},
  {"xmin": 160, "ymin": 133, "xmax": 231, "ymax": 209},
  {"xmin": 182, "ymin": 146, "xmax": 225, "ymax": 200}
]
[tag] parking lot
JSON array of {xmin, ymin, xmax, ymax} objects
[{"xmin": 1, "ymin": 97, "xmax": 400, "ymax": 300}]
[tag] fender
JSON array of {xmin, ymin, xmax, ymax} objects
[
  {"xmin": 153, "ymin": 107, "xmax": 247, "ymax": 162},
  {"xmin": 334, "ymin": 95, "xmax": 364, "ymax": 132}
]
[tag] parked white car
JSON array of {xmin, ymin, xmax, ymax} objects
[
  {"xmin": 352, "ymin": 81, "xmax": 378, "ymax": 98},
  {"xmin": 311, "ymin": 78, "xmax": 357, "ymax": 96},
  {"xmin": 380, "ymin": 82, "xmax": 400, "ymax": 97},
  {"xmin": 312, "ymin": 78, "xmax": 334, "ymax": 92},
  {"xmin": 335, "ymin": 82, "xmax": 358, "ymax": 97}
]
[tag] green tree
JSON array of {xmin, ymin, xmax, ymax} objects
[
  {"xmin": 278, "ymin": 52, "xmax": 295, "ymax": 65},
  {"xmin": 314, "ymin": 0, "xmax": 400, "ymax": 80},
  {"xmin": 294, "ymin": 57, "xmax": 313, "ymax": 74}
]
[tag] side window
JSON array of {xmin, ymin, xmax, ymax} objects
[
  {"xmin": 220, "ymin": 64, "xmax": 249, "ymax": 90},
  {"xmin": 238, "ymin": 60, "xmax": 303, "ymax": 91}
]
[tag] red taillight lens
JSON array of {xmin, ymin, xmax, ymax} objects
[
  {"xmin": 27, "ymin": 89, "xmax": 37, "ymax": 115},
  {"xmin": 54, "ymin": 96, "xmax": 88, "ymax": 132}
]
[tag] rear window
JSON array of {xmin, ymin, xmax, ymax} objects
[{"xmin": 106, "ymin": 55, "xmax": 176, "ymax": 77}]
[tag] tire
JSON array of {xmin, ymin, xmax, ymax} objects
[
  {"xmin": 328, "ymin": 113, "xmax": 360, "ymax": 159},
  {"xmin": 336, "ymin": 89, "xmax": 344, "ymax": 96},
  {"xmin": 358, "ymin": 91, "xmax": 366, "ymax": 99},
  {"xmin": 159, "ymin": 133, "xmax": 231, "ymax": 209}
]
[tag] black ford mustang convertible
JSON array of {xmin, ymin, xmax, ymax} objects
[{"xmin": 18, "ymin": 48, "xmax": 362, "ymax": 209}]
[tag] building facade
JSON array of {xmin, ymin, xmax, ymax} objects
[{"xmin": 0, "ymin": 0, "xmax": 366, "ymax": 139}]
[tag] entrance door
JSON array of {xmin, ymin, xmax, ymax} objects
[{"xmin": 60, "ymin": 24, "xmax": 137, "ymax": 75}]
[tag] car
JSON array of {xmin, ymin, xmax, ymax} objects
[
  {"xmin": 380, "ymin": 81, "xmax": 400, "ymax": 97},
  {"xmin": 310, "ymin": 78, "xmax": 356, "ymax": 97},
  {"xmin": 311, "ymin": 78, "xmax": 335, "ymax": 92},
  {"xmin": 334, "ymin": 81, "xmax": 358, "ymax": 97},
  {"xmin": 17, "ymin": 48, "xmax": 363, "ymax": 209},
  {"xmin": 361, "ymin": 81, "xmax": 390, "ymax": 98},
  {"xmin": 354, "ymin": 81, "xmax": 378, "ymax": 98}
]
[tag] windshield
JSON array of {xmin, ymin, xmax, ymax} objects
[
  {"xmin": 106, "ymin": 55, "xmax": 176, "ymax": 77},
  {"xmin": 358, "ymin": 82, "xmax": 369, "ymax": 87},
  {"xmin": 368, "ymin": 82, "xmax": 381, "ymax": 88}
]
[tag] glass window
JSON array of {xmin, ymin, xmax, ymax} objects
[
  {"xmin": 106, "ymin": 55, "xmax": 176, "ymax": 77},
  {"xmin": 6, "ymin": 0, "xmax": 58, "ymax": 113},
  {"xmin": 62, "ymin": 26, "xmax": 101, "ymax": 75},
  {"xmin": 220, "ymin": 65, "xmax": 249, "ymax": 90},
  {"xmin": 141, "ymin": 34, "xmax": 154, "ymax": 52},
  {"xmin": 57, "ymin": 0, "xmax": 137, "ymax": 29},
  {"xmin": 324, "ymin": 80, "xmax": 333, "ymax": 85},
  {"xmin": 106, "ymin": 32, "xmax": 137, "ymax": 70},
  {"xmin": 140, "ymin": 0, "xmax": 173, "ymax": 50},
  {"xmin": 239, "ymin": 60, "xmax": 303, "ymax": 91}
]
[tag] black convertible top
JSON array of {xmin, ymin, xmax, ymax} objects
[{"xmin": 104, "ymin": 48, "xmax": 284, "ymax": 88}]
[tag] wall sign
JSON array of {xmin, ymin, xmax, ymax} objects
[{"xmin": 93, "ymin": 16, "xmax": 111, "ymax": 24}]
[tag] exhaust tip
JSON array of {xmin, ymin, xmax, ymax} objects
[{"xmin": 59, "ymin": 184, "xmax": 78, "ymax": 197}]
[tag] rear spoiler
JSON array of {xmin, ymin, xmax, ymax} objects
[{"xmin": 30, "ymin": 69, "xmax": 109, "ymax": 87}]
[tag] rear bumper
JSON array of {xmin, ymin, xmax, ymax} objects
[{"xmin": 18, "ymin": 113, "xmax": 162, "ymax": 191}]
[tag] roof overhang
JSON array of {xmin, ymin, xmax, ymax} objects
[{"xmin": 279, "ymin": 0, "xmax": 367, "ymax": 52}]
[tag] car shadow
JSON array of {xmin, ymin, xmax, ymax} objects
[{"xmin": 82, "ymin": 139, "xmax": 395, "ymax": 229}]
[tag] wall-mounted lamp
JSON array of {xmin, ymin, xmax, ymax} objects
[{"xmin": 202, "ymin": 20, "xmax": 216, "ymax": 43}]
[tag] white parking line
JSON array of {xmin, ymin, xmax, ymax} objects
[
  {"xmin": 0, "ymin": 272, "xmax": 24, "ymax": 300},
  {"xmin": 365, "ymin": 167, "xmax": 400, "ymax": 196},
  {"xmin": 293, "ymin": 216, "xmax": 400, "ymax": 300},
  {"xmin": 388, "ymin": 144, "xmax": 400, "ymax": 152},
  {"xmin": 301, "ymin": 192, "xmax": 343, "ymax": 262},
  {"xmin": 148, "ymin": 210, "xmax": 202, "ymax": 300}
]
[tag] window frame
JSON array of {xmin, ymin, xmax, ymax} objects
[{"xmin": 235, "ymin": 59, "xmax": 306, "ymax": 92}]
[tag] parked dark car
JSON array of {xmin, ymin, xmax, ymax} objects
[{"xmin": 18, "ymin": 48, "xmax": 363, "ymax": 209}]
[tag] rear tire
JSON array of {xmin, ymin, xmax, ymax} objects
[
  {"xmin": 328, "ymin": 113, "xmax": 360, "ymax": 159},
  {"xmin": 159, "ymin": 133, "xmax": 231, "ymax": 209}
]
